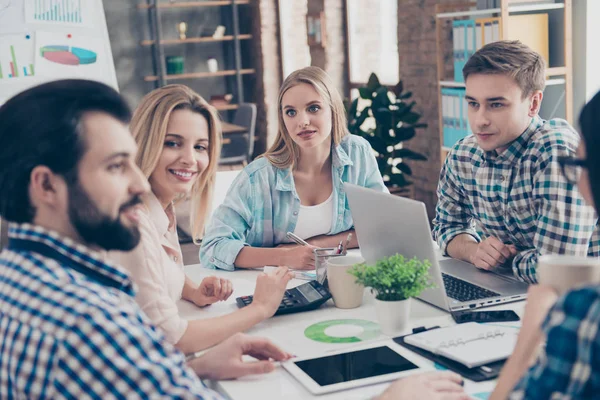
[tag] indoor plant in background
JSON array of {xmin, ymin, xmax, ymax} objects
[
  {"xmin": 349, "ymin": 254, "xmax": 433, "ymax": 335},
  {"xmin": 346, "ymin": 73, "xmax": 427, "ymax": 193}
]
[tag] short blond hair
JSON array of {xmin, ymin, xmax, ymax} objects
[
  {"xmin": 463, "ymin": 40, "xmax": 546, "ymax": 98},
  {"xmin": 130, "ymin": 84, "xmax": 222, "ymax": 242},
  {"xmin": 263, "ymin": 66, "xmax": 348, "ymax": 169}
]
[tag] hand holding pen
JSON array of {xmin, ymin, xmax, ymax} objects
[{"xmin": 283, "ymin": 232, "xmax": 316, "ymax": 270}]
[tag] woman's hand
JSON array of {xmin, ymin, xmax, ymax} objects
[
  {"xmin": 278, "ymin": 244, "xmax": 317, "ymax": 270},
  {"xmin": 191, "ymin": 276, "xmax": 233, "ymax": 307},
  {"xmin": 250, "ymin": 267, "xmax": 294, "ymax": 318}
]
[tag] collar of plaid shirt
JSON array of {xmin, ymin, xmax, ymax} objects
[
  {"xmin": 7, "ymin": 222, "xmax": 135, "ymax": 295},
  {"xmin": 477, "ymin": 116, "xmax": 543, "ymax": 165}
]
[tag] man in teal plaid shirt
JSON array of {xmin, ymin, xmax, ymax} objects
[{"xmin": 433, "ymin": 40, "xmax": 600, "ymax": 284}]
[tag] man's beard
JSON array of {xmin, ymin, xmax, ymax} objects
[{"xmin": 68, "ymin": 182, "xmax": 143, "ymax": 251}]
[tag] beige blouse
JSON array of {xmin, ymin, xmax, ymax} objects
[{"xmin": 110, "ymin": 192, "xmax": 188, "ymax": 344}]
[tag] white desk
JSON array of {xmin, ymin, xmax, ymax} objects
[{"xmin": 180, "ymin": 261, "xmax": 525, "ymax": 400}]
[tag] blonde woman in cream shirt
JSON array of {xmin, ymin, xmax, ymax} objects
[{"xmin": 110, "ymin": 85, "xmax": 292, "ymax": 355}]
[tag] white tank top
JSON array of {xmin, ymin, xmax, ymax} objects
[{"xmin": 293, "ymin": 192, "xmax": 334, "ymax": 240}]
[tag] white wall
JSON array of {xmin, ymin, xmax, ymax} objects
[{"xmin": 573, "ymin": 0, "xmax": 600, "ymax": 124}]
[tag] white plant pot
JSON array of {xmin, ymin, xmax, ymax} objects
[{"xmin": 374, "ymin": 297, "xmax": 411, "ymax": 336}]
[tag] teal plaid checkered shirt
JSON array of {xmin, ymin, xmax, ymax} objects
[{"xmin": 433, "ymin": 116, "xmax": 600, "ymax": 283}]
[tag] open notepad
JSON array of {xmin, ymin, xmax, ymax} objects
[{"xmin": 404, "ymin": 322, "xmax": 519, "ymax": 369}]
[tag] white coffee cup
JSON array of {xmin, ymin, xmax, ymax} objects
[
  {"xmin": 327, "ymin": 255, "xmax": 365, "ymax": 309},
  {"xmin": 537, "ymin": 255, "xmax": 600, "ymax": 294}
]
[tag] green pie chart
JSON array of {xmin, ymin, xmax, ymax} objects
[{"xmin": 304, "ymin": 319, "xmax": 381, "ymax": 343}]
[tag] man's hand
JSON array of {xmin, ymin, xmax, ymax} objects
[
  {"xmin": 470, "ymin": 237, "xmax": 517, "ymax": 271},
  {"xmin": 378, "ymin": 372, "xmax": 470, "ymax": 400},
  {"xmin": 191, "ymin": 276, "xmax": 233, "ymax": 307},
  {"xmin": 187, "ymin": 333, "xmax": 292, "ymax": 380},
  {"xmin": 251, "ymin": 266, "xmax": 294, "ymax": 318},
  {"xmin": 279, "ymin": 244, "xmax": 317, "ymax": 270}
]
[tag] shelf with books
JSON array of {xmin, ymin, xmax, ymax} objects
[
  {"xmin": 144, "ymin": 68, "xmax": 255, "ymax": 82},
  {"xmin": 140, "ymin": 34, "xmax": 252, "ymax": 46},
  {"xmin": 440, "ymin": 77, "xmax": 566, "ymax": 88},
  {"xmin": 436, "ymin": 2, "xmax": 564, "ymax": 19},
  {"xmin": 137, "ymin": 1, "xmax": 251, "ymax": 10},
  {"xmin": 435, "ymin": 0, "xmax": 572, "ymax": 164}
]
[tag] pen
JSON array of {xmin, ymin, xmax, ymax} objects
[
  {"xmin": 336, "ymin": 240, "xmax": 343, "ymax": 254},
  {"xmin": 342, "ymin": 232, "xmax": 353, "ymax": 255},
  {"xmin": 286, "ymin": 231, "xmax": 309, "ymax": 246}
]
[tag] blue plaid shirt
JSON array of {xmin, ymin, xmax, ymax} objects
[
  {"xmin": 511, "ymin": 285, "xmax": 600, "ymax": 399},
  {"xmin": 0, "ymin": 223, "xmax": 222, "ymax": 399},
  {"xmin": 200, "ymin": 134, "xmax": 387, "ymax": 270},
  {"xmin": 433, "ymin": 116, "xmax": 600, "ymax": 283}
]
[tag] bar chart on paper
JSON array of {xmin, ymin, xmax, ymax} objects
[
  {"xmin": 0, "ymin": 33, "xmax": 35, "ymax": 79},
  {"xmin": 29, "ymin": 0, "xmax": 85, "ymax": 24}
]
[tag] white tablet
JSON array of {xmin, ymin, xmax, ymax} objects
[{"xmin": 282, "ymin": 341, "xmax": 430, "ymax": 395}]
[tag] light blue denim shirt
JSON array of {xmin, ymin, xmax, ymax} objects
[{"xmin": 200, "ymin": 134, "xmax": 388, "ymax": 270}]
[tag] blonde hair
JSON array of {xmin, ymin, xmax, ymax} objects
[
  {"xmin": 130, "ymin": 84, "xmax": 222, "ymax": 242},
  {"xmin": 264, "ymin": 66, "xmax": 348, "ymax": 169}
]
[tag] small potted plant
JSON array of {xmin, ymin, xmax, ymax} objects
[{"xmin": 349, "ymin": 254, "xmax": 433, "ymax": 335}]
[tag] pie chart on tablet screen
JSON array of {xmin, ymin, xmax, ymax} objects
[{"xmin": 40, "ymin": 46, "xmax": 97, "ymax": 66}]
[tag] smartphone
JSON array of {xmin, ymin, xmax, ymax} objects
[{"xmin": 451, "ymin": 310, "xmax": 520, "ymax": 324}]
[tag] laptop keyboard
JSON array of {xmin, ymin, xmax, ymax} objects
[{"xmin": 442, "ymin": 273, "xmax": 501, "ymax": 302}]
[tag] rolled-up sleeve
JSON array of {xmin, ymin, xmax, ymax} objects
[
  {"xmin": 200, "ymin": 171, "xmax": 254, "ymax": 271},
  {"xmin": 432, "ymin": 153, "xmax": 480, "ymax": 254}
]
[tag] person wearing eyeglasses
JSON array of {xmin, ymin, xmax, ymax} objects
[{"xmin": 432, "ymin": 40, "xmax": 599, "ymax": 283}]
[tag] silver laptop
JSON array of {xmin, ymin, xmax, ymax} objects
[{"xmin": 344, "ymin": 183, "xmax": 528, "ymax": 312}]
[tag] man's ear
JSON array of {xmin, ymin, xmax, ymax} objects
[
  {"xmin": 528, "ymin": 90, "xmax": 544, "ymax": 117},
  {"xmin": 29, "ymin": 166, "xmax": 67, "ymax": 208}
]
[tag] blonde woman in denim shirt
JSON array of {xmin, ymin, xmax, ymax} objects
[{"xmin": 201, "ymin": 67, "xmax": 387, "ymax": 271}]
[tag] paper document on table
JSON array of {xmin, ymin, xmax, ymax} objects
[{"xmin": 404, "ymin": 322, "xmax": 518, "ymax": 369}]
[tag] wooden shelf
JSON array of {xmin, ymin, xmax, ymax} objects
[
  {"xmin": 436, "ymin": 2, "xmax": 564, "ymax": 19},
  {"xmin": 141, "ymin": 34, "xmax": 252, "ymax": 46},
  {"xmin": 138, "ymin": 1, "xmax": 250, "ymax": 10},
  {"xmin": 546, "ymin": 66, "xmax": 567, "ymax": 76},
  {"xmin": 144, "ymin": 68, "xmax": 255, "ymax": 82},
  {"xmin": 214, "ymin": 104, "xmax": 239, "ymax": 111},
  {"xmin": 440, "ymin": 76, "xmax": 566, "ymax": 88}
]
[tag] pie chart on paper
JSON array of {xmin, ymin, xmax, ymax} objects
[{"xmin": 40, "ymin": 45, "xmax": 97, "ymax": 66}]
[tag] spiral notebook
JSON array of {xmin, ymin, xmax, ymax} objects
[{"xmin": 404, "ymin": 322, "xmax": 519, "ymax": 369}]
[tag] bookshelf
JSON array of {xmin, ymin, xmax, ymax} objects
[
  {"xmin": 435, "ymin": 0, "xmax": 573, "ymax": 162},
  {"xmin": 139, "ymin": 0, "xmax": 255, "ymax": 112}
]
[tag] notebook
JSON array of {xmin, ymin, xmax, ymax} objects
[{"xmin": 404, "ymin": 322, "xmax": 519, "ymax": 369}]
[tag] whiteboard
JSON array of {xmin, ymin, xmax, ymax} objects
[{"xmin": 0, "ymin": 0, "xmax": 117, "ymax": 104}]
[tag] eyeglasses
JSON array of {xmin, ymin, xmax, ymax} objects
[{"xmin": 557, "ymin": 156, "xmax": 587, "ymax": 184}]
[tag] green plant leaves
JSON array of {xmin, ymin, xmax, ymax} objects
[
  {"xmin": 359, "ymin": 87, "xmax": 373, "ymax": 100},
  {"xmin": 363, "ymin": 134, "xmax": 387, "ymax": 155},
  {"xmin": 395, "ymin": 161, "xmax": 412, "ymax": 176},
  {"xmin": 389, "ymin": 173, "xmax": 410, "ymax": 187},
  {"xmin": 367, "ymin": 73, "xmax": 381, "ymax": 92},
  {"xmin": 347, "ymin": 72, "xmax": 427, "ymax": 188},
  {"xmin": 395, "ymin": 148, "xmax": 428, "ymax": 161},
  {"xmin": 394, "ymin": 126, "xmax": 416, "ymax": 142},
  {"xmin": 394, "ymin": 80, "xmax": 404, "ymax": 97},
  {"xmin": 349, "ymin": 254, "xmax": 434, "ymax": 301}
]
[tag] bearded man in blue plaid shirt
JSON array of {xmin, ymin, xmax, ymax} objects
[
  {"xmin": 433, "ymin": 40, "xmax": 600, "ymax": 284},
  {"xmin": 0, "ymin": 80, "xmax": 293, "ymax": 399}
]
